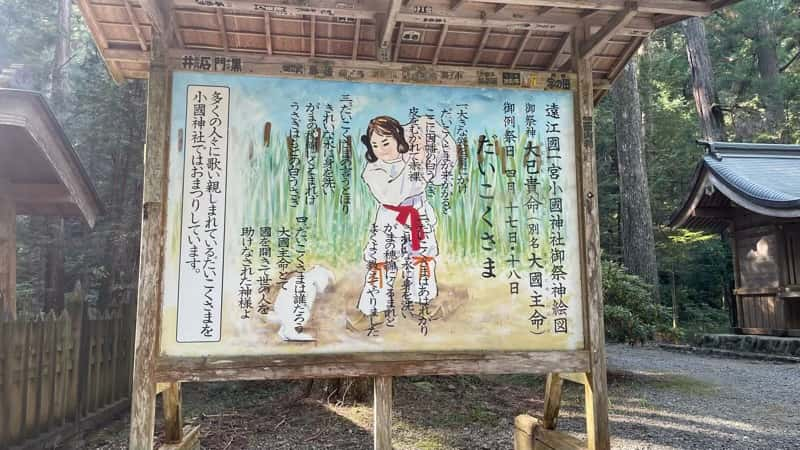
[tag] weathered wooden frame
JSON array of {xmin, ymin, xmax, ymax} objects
[{"xmin": 130, "ymin": 24, "xmax": 609, "ymax": 449}]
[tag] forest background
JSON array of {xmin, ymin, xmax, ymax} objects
[{"xmin": 2, "ymin": 0, "xmax": 798, "ymax": 344}]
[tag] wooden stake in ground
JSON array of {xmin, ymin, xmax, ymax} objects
[{"xmin": 373, "ymin": 376, "xmax": 392, "ymax": 450}]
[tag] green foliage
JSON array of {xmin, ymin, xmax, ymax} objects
[
  {"xmin": 2, "ymin": 0, "xmax": 799, "ymax": 328},
  {"xmin": 602, "ymin": 260, "xmax": 669, "ymax": 344},
  {"xmin": 239, "ymin": 127, "xmax": 557, "ymax": 267},
  {"xmin": 1, "ymin": 0, "xmax": 146, "ymax": 310}
]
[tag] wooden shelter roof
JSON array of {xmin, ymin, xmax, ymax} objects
[
  {"xmin": 670, "ymin": 141, "xmax": 800, "ymax": 233},
  {"xmin": 0, "ymin": 89, "xmax": 103, "ymax": 227},
  {"xmin": 77, "ymin": 0, "xmax": 738, "ymax": 98}
]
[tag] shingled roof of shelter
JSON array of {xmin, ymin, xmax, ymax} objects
[
  {"xmin": 0, "ymin": 89, "xmax": 103, "ymax": 227},
  {"xmin": 670, "ymin": 141, "xmax": 800, "ymax": 232},
  {"xmin": 75, "ymin": 0, "xmax": 742, "ymax": 101}
]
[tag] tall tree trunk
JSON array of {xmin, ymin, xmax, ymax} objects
[
  {"xmin": 682, "ymin": 17, "xmax": 725, "ymax": 142},
  {"xmin": 611, "ymin": 58, "xmax": 660, "ymax": 299},
  {"xmin": 42, "ymin": 0, "xmax": 71, "ymax": 312},
  {"xmin": 50, "ymin": 0, "xmax": 71, "ymax": 108},
  {"xmin": 754, "ymin": 13, "xmax": 786, "ymax": 141}
]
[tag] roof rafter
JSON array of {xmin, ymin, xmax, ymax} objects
[
  {"xmin": 393, "ymin": 5, "xmax": 653, "ymax": 36},
  {"xmin": 580, "ymin": 1, "xmax": 639, "ymax": 58},
  {"xmin": 264, "ymin": 12, "xmax": 273, "ymax": 55},
  {"xmin": 548, "ymin": 33, "xmax": 571, "ymax": 70},
  {"xmin": 171, "ymin": 9, "xmax": 184, "ymax": 48},
  {"xmin": 381, "ymin": 0, "xmax": 402, "ymax": 50},
  {"xmin": 309, "ymin": 15, "xmax": 316, "ymax": 57},
  {"xmin": 476, "ymin": 0, "xmax": 710, "ymax": 16},
  {"xmin": 510, "ymin": 29, "xmax": 531, "ymax": 68},
  {"xmin": 607, "ymin": 36, "xmax": 644, "ymax": 80},
  {"xmin": 75, "ymin": 0, "xmax": 125, "ymax": 83},
  {"xmin": 138, "ymin": 0, "xmax": 170, "ymax": 35},
  {"xmin": 122, "ymin": 0, "xmax": 147, "ymax": 51},
  {"xmin": 433, "ymin": 24, "xmax": 449, "ymax": 64},
  {"xmin": 352, "ymin": 18, "xmax": 361, "ymax": 60},
  {"xmin": 169, "ymin": 0, "xmax": 655, "ymax": 36},
  {"xmin": 216, "ymin": 8, "xmax": 229, "ymax": 52},
  {"xmin": 451, "ymin": 0, "xmax": 467, "ymax": 11},
  {"xmin": 393, "ymin": 22, "xmax": 405, "ymax": 62},
  {"xmin": 472, "ymin": 27, "xmax": 491, "ymax": 66}
]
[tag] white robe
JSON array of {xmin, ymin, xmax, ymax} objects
[{"xmin": 358, "ymin": 157, "xmax": 439, "ymax": 316}]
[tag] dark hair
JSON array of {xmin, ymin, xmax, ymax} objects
[{"xmin": 361, "ymin": 116, "xmax": 409, "ymax": 163}]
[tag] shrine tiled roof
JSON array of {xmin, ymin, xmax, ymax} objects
[{"xmin": 670, "ymin": 141, "xmax": 800, "ymax": 232}]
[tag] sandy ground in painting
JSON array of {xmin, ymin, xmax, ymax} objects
[{"xmin": 160, "ymin": 263, "xmax": 581, "ymax": 356}]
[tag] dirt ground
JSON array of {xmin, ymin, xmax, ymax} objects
[{"xmin": 58, "ymin": 344, "xmax": 800, "ymax": 450}]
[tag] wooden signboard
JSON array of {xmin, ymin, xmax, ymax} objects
[{"xmin": 132, "ymin": 29, "xmax": 607, "ymax": 450}]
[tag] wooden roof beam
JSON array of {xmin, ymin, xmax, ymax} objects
[
  {"xmin": 580, "ymin": 1, "xmax": 638, "ymax": 58},
  {"xmin": 170, "ymin": 0, "xmax": 653, "ymax": 36},
  {"xmin": 216, "ymin": 8, "xmax": 229, "ymax": 52},
  {"xmin": 394, "ymin": 6, "xmax": 654, "ymax": 36},
  {"xmin": 451, "ymin": 0, "xmax": 467, "ymax": 10},
  {"xmin": 264, "ymin": 13, "xmax": 273, "ymax": 55},
  {"xmin": 171, "ymin": 9, "xmax": 184, "ymax": 48},
  {"xmin": 122, "ymin": 0, "xmax": 148, "ymax": 51},
  {"xmin": 477, "ymin": 0, "xmax": 711, "ymax": 16},
  {"xmin": 139, "ymin": 0, "xmax": 169, "ymax": 35},
  {"xmin": 352, "ymin": 18, "xmax": 361, "ymax": 60},
  {"xmin": 380, "ymin": 0, "xmax": 402, "ymax": 50},
  {"xmin": 11, "ymin": 184, "xmax": 73, "ymax": 207},
  {"xmin": 310, "ymin": 15, "xmax": 316, "ymax": 57},
  {"xmin": 548, "ymin": 33, "xmax": 571, "ymax": 70},
  {"xmin": 75, "ymin": 0, "xmax": 125, "ymax": 83},
  {"xmin": 472, "ymin": 27, "xmax": 491, "ymax": 66},
  {"xmin": 537, "ymin": 6, "xmax": 556, "ymax": 16},
  {"xmin": 217, "ymin": 9, "xmax": 230, "ymax": 52},
  {"xmin": 510, "ymin": 29, "xmax": 532, "ymax": 68},
  {"xmin": 171, "ymin": 0, "xmax": 376, "ymax": 20},
  {"xmin": 432, "ymin": 24, "xmax": 449, "ymax": 64},
  {"xmin": 393, "ymin": 22, "xmax": 404, "ymax": 62},
  {"xmin": 607, "ymin": 36, "xmax": 644, "ymax": 80}
]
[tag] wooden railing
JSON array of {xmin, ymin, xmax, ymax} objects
[{"xmin": 0, "ymin": 297, "xmax": 134, "ymax": 448}]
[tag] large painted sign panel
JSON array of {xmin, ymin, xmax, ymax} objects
[{"xmin": 161, "ymin": 72, "xmax": 583, "ymax": 356}]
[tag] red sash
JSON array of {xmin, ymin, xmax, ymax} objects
[{"xmin": 383, "ymin": 204, "xmax": 425, "ymax": 251}]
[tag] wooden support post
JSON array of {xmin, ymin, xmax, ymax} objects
[
  {"xmin": 513, "ymin": 414, "xmax": 537, "ymax": 450},
  {"xmin": 0, "ymin": 179, "xmax": 15, "ymax": 319},
  {"xmin": 162, "ymin": 382, "xmax": 183, "ymax": 443},
  {"xmin": 129, "ymin": 32, "xmax": 170, "ymax": 450},
  {"xmin": 373, "ymin": 376, "xmax": 392, "ymax": 450},
  {"xmin": 572, "ymin": 24, "xmax": 611, "ymax": 450},
  {"xmin": 159, "ymin": 425, "xmax": 200, "ymax": 450},
  {"xmin": 542, "ymin": 373, "xmax": 563, "ymax": 430}
]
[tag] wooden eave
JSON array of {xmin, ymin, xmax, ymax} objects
[
  {"xmin": 75, "ymin": 0, "xmax": 740, "ymax": 100},
  {"xmin": 670, "ymin": 156, "xmax": 800, "ymax": 233},
  {"xmin": 0, "ymin": 89, "xmax": 103, "ymax": 227},
  {"xmin": 669, "ymin": 163, "xmax": 734, "ymax": 233}
]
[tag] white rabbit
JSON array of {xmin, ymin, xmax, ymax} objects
[{"xmin": 267, "ymin": 265, "xmax": 335, "ymax": 342}]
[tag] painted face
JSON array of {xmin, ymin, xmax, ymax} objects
[{"xmin": 370, "ymin": 131, "xmax": 400, "ymax": 162}]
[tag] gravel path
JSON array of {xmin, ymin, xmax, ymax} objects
[
  {"xmin": 597, "ymin": 344, "xmax": 800, "ymax": 450},
  {"xmin": 59, "ymin": 344, "xmax": 800, "ymax": 449}
]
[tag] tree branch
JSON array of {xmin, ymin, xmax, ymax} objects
[{"xmin": 779, "ymin": 45, "xmax": 800, "ymax": 72}]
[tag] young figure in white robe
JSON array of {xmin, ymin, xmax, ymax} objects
[{"xmin": 348, "ymin": 115, "xmax": 453, "ymax": 332}]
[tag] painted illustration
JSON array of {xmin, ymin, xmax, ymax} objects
[
  {"xmin": 349, "ymin": 115, "xmax": 455, "ymax": 333},
  {"xmin": 161, "ymin": 72, "xmax": 585, "ymax": 357}
]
